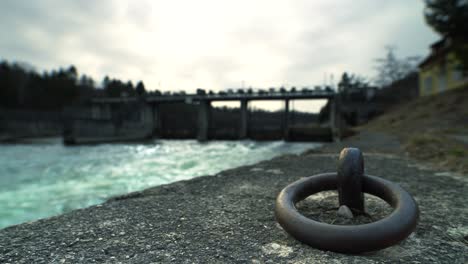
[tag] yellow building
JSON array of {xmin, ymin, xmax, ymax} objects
[{"xmin": 419, "ymin": 38, "xmax": 468, "ymax": 96}]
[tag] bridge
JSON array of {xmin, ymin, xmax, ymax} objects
[{"xmin": 87, "ymin": 88, "xmax": 340, "ymax": 142}]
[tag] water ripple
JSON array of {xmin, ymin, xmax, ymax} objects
[{"xmin": 0, "ymin": 139, "xmax": 319, "ymax": 228}]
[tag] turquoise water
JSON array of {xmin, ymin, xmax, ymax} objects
[{"xmin": 0, "ymin": 139, "xmax": 319, "ymax": 228}]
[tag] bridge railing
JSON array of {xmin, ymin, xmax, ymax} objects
[{"xmin": 91, "ymin": 89, "xmax": 336, "ymax": 104}]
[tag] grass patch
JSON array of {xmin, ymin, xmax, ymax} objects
[
  {"xmin": 362, "ymin": 85, "xmax": 468, "ymax": 174},
  {"xmin": 449, "ymin": 148, "xmax": 466, "ymax": 158},
  {"xmin": 403, "ymin": 134, "xmax": 468, "ymax": 174},
  {"xmin": 404, "ymin": 134, "xmax": 446, "ymax": 160}
]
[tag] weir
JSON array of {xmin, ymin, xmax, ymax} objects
[{"xmin": 76, "ymin": 89, "xmax": 340, "ymax": 143}]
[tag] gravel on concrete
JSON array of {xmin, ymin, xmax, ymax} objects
[{"xmin": 0, "ymin": 132, "xmax": 467, "ymax": 263}]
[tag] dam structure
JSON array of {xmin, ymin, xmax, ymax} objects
[{"xmin": 70, "ymin": 88, "xmax": 340, "ymax": 143}]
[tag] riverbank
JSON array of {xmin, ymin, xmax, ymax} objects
[
  {"xmin": 363, "ymin": 85, "xmax": 468, "ymax": 174},
  {"xmin": 1, "ymin": 131, "xmax": 467, "ymax": 263}
]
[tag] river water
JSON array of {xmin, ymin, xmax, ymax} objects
[{"xmin": 0, "ymin": 138, "xmax": 319, "ymax": 229}]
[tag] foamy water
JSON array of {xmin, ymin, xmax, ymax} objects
[{"xmin": 0, "ymin": 138, "xmax": 319, "ymax": 228}]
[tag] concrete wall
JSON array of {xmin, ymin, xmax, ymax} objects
[
  {"xmin": 0, "ymin": 109, "xmax": 63, "ymax": 138},
  {"xmin": 64, "ymin": 118, "xmax": 153, "ymax": 144},
  {"xmin": 63, "ymin": 103, "xmax": 154, "ymax": 144}
]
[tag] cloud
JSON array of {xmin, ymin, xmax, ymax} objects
[{"xmin": 0, "ymin": 0, "xmax": 438, "ymax": 93}]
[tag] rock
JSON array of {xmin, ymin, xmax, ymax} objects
[
  {"xmin": 337, "ymin": 205, "xmax": 354, "ymax": 219},
  {"xmin": 266, "ymin": 169, "xmax": 283, "ymax": 175}
]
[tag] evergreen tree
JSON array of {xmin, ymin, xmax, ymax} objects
[
  {"xmin": 338, "ymin": 72, "xmax": 370, "ymax": 93},
  {"xmin": 424, "ymin": 0, "xmax": 468, "ymax": 70},
  {"xmin": 102, "ymin": 75, "xmax": 110, "ymax": 89},
  {"xmin": 135, "ymin": 81, "xmax": 146, "ymax": 96}
]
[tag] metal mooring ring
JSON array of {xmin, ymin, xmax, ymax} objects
[{"xmin": 275, "ymin": 171, "xmax": 419, "ymax": 253}]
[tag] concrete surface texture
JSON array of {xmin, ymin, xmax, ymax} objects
[{"xmin": 0, "ymin": 146, "xmax": 467, "ymax": 263}]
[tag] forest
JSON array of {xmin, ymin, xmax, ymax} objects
[{"xmin": 0, "ymin": 61, "xmax": 146, "ymax": 110}]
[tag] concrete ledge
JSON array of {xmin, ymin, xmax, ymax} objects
[{"xmin": 0, "ymin": 152, "xmax": 467, "ymax": 263}]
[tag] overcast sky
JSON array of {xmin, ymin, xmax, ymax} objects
[{"xmin": 0, "ymin": 0, "xmax": 439, "ymax": 111}]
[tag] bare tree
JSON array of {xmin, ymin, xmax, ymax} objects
[{"xmin": 374, "ymin": 46, "xmax": 421, "ymax": 87}]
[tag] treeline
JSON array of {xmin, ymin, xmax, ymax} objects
[{"xmin": 0, "ymin": 61, "xmax": 146, "ymax": 110}]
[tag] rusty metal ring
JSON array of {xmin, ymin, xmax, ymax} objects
[{"xmin": 275, "ymin": 173, "xmax": 419, "ymax": 254}]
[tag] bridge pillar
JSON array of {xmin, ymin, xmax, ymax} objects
[
  {"xmin": 240, "ymin": 100, "xmax": 249, "ymax": 139},
  {"xmin": 140, "ymin": 103, "xmax": 154, "ymax": 126},
  {"xmin": 335, "ymin": 95, "xmax": 342, "ymax": 141},
  {"xmin": 139, "ymin": 103, "xmax": 154, "ymax": 138},
  {"xmin": 91, "ymin": 103, "xmax": 111, "ymax": 119},
  {"xmin": 102, "ymin": 103, "xmax": 112, "ymax": 120},
  {"xmin": 91, "ymin": 104, "xmax": 101, "ymax": 119},
  {"xmin": 329, "ymin": 97, "xmax": 339, "ymax": 141},
  {"xmin": 197, "ymin": 100, "xmax": 211, "ymax": 141},
  {"xmin": 152, "ymin": 103, "xmax": 162, "ymax": 137},
  {"xmin": 283, "ymin": 99, "xmax": 290, "ymax": 140}
]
